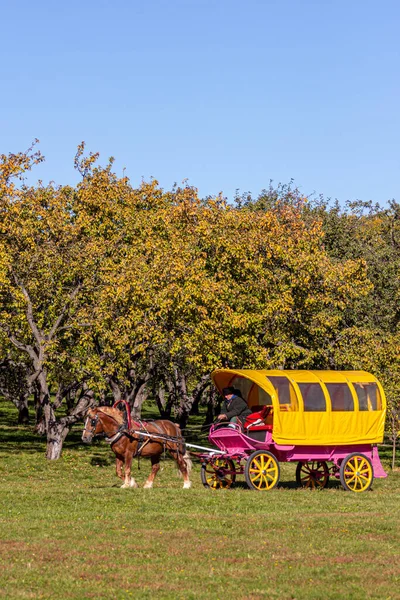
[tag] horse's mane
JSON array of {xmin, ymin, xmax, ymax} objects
[{"xmin": 97, "ymin": 406, "xmax": 125, "ymax": 425}]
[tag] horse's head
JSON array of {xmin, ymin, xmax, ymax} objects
[
  {"xmin": 82, "ymin": 406, "xmax": 125, "ymax": 444},
  {"xmin": 82, "ymin": 408, "xmax": 102, "ymax": 444}
]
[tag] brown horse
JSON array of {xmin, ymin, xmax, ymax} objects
[{"xmin": 82, "ymin": 406, "xmax": 192, "ymax": 489}]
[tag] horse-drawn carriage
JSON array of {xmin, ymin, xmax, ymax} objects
[{"xmin": 199, "ymin": 369, "xmax": 387, "ymax": 493}]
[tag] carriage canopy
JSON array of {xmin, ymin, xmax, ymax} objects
[{"xmin": 211, "ymin": 369, "xmax": 386, "ymax": 446}]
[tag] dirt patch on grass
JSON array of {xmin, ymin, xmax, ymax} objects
[{"xmin": 0, "ymin": 539, "xmax": 81, "ymax": 565}]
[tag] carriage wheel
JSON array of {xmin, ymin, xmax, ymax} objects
[
  {"xmin": 340, "ymin": 453, "xmax": 374, "ymax": 493},
  {"xmin": 296, "ymin": 461, "xmax": 329, "ymax": 489},
  {"xmin": 201, "ymin": 458, "xmax": 236, "ymax": 489},
  {"xmin": 244, "ymin": 450, "xmax": 280, "ymax": 491}
]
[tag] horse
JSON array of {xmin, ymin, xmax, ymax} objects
[{"xmin": 82, "ymin": 406, "xmax": 192, "ymax": 489}]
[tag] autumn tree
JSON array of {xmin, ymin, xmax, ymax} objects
[
  {"xmin": 318, "ymin": 199, "xmax": 400, "ymax": 464},
  {"xmin": 0, "ymin": 144, "xmax": 117, "ymax": 458}
]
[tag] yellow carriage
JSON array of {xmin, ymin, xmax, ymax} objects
[{"xmin": 200, "ymin": 369, "xmax": 387, "ymax": 492}]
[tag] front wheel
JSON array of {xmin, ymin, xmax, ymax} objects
[
  {"xmin": 245, "ymin": 450, "xmax": 280, "ymax": 491},
  {"xmin": 201, "ymin": 458, "xmax": 236, "ymax": 489},
  {"xmin": 340, "ymin": 453, "xmax": 373, "ymax": 492},
  {"xmin": 296, "ymin": 461, "xmax": 329, "ymax": 489}
]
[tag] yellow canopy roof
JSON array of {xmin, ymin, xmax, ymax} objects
[{"xmin": 212, "ymin": 369, "xmax": 386, "ymax": 446}]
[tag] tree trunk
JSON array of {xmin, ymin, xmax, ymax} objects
[
  {"xmin": 190, "ymin": 395, "xmax": 200, "ymax": 415},
  {"xmin": 176, "ymin": 374, "xmax": 190, "ymax": 429},
  {"xmin": 124, "ymin": 370, "xmax": 153, "ymax": 419},
  {"xmin": 176, "ymin": 374, "xmax": 210, "ymax": 430},
  {"xmin": 66, "ymin": 389, "xmax": 76, "ymax": 412},
  {"xmin": 45, "ymin": 388, "xmax": 96, "ymax": 459},
  {"xmin": 17, "ymin": 394, "xmax": 29, "ymax": 425},
  {"xmin": 108, "ymin": 377, "xmax": 123, "ymax": 403},
  {"xmin": 131, "ymin": 386, "xmax": 149, "ymax": 419},
  {"xmin": 33, "ymin": 385, "xmax": 45, "ymax": 433},
  {"xmin": 163, "ymin": 378, "xmax": 177, "ymax": 419},
  {"xmin": 37, "ymin": 371, "xmax": 67, "ymax": 459},
  {"xmin": 154, "ymin": 383, "xmax": 167, "ymax": 418},
  {"xmin": 391, "ymin": 410, "xmax": 399, "ymax": 470},
  {"xmin": 204, "ymin": 386, "xmax": 219, "ymax": 426},
  {"xmin": 45, "ymin": 418, "xmax": 71, "ymax": 460},
  {"xmin": 0, "ymin": 360, "xmax": 31, "ymax": 425},
  {"xmin": 5, "ymin": 392, "xmax": 30, "ymax": 425}
]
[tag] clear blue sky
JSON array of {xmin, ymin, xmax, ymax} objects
[{"xmin": 1, "ymin": 0, "xmax": 399, "ymax": 204}]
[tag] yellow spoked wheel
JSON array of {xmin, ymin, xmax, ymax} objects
[
  {"xmin": 296, "ymin": 461, "xmax": 329, "ymax": 489},
  {"xmin": 339, "ymin": 453, "xmax": 374, "ymax": 493},
  {"xmin": 201, "ymin": 458, "xmax": 236, "ymax": 489},
  {"xmin": 245, "ymin": 450, "xmax": 280, "ymax": 491}
]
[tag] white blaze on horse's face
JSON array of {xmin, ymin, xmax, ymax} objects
[
  {"xmin": 82, "ymin": 416, "xmax": 90, "ymax": 443},
  {"xmin": 82, "ymin": 413, "xmax": 97, "ymax": 443}
]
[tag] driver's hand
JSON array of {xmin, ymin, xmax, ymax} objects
[{"xmin": 217, "ymin": 414, "xmax": 227, "ymax": 421}]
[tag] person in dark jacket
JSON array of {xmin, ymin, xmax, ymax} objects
[{"xmin": 217, "ymin": 387, "xmax": 252, "ymax": 425}]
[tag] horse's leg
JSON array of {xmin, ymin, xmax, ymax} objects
[
  {"xmin": 143, "ymin": 455, "xmax": 160, "ymax": 489},
  {"xmin": 115, "ymin": 457, "xmax": 124, "ymax": 482},
  {"xmin": 121, "ymin": 451, "xmax": 138, "ymax": 489}
]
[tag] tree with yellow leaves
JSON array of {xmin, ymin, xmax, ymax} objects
[{"xmin": 0, "ymin": 143, "xmax": 381, "ymax": 457}]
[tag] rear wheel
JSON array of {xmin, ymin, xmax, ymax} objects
[
  {"xmin": 340, "ymin": 453, "xmax": 373, "ymax": 492},
  {"xmin": 296, "ymin": 461, "xmax": 329, "ymax": 489},
  {"xmin": 245, "ymin": 450, "xmax": 280, "ymax": 491},
  {"xmin": 201, "ymin": 458, "xmax": 236, "ymax": 489}
]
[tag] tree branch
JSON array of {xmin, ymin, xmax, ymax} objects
[
  {"xmin": 60, "ymin": 388, "xmax": 96, "ymax": 426},
  {"xmin": 0, "ymin": 323, "xmax": 38, "ymax": 362},
  {"xmin": 48, "ymin": 282, "xmax": 83, "ymax": 340},
  {"xmin": 13, "ymin": 274, "xmax": 44, "ymax": 348}
]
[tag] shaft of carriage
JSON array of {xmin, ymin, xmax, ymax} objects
[{"xmin": 127, "ymin": 429, "xmax": 226, "ymax": 454}]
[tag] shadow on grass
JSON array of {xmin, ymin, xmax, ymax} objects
[
  {"xmin": 0, "ymin": 419, "xmax": 90, "ymax": 454},
  {"xmin": 90, "ymin": 454, "xmax": 113, "ymax": 467},
  {"xmin": 0, "ymin": 424, "xmax": 45, "ymax": 454},
  {"xmin": 227, "ymin": 479, "xmax": 342, "ymax": 491},
  {"xmin": 0, "ymin": 398, "xmax": 98, "ymax": 454}
]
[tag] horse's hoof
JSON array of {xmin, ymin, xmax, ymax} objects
[
  {"xmin": 130, "ymin": 479, "xmax": 139, "ymax": 488},
  {"xmin": 183, "ymin": 481, "xmax": 192, "ymax": 489},
  {"xmin": 120, "ymin": 483, "xmax": 129, "ymax": 489},
  {"xmin": 143, "ymin": 482, "xmax": 153, "ymax": 489}
]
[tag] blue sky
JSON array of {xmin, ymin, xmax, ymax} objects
[{"xmin": 1, "ymin": 0, "xmax": 399, "ymax": 204}]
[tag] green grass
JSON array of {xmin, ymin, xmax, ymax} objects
[{"xmin": 0, "ymin": 400, "xmax": 399, "ymax": 600}]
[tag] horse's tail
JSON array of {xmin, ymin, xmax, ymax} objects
[
  {"xmin": 177, "ymin": 451, "xmax": 193, "ymax": 478},
  {"xmin": 182, "ymin": 451, "xmax": 193, "ymax": 477},
  {"xmin": 174, "ymin": 424, "xmax": 193, "ymax": 478}
]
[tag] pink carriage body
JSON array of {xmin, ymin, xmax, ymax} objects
[{"xmin": 206, "ymin": 423, "xmax": 387, "ymax": 478}]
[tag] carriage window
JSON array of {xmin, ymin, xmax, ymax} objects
[
  {"xmin": 352, "ymin": 383, "xmax": 381, "ymax": 411},
  {"xmin": 298, "ymin": 383, "xmax": 326, "ymax": 412},
  {"xmin": 229, "ymin": 376, "xmax": 254, "ymax": 402},
  {"xmin": 258, "ymin": 388, "xmax": 273, "ymax": 406},
  {"xmin": 267, "ymin": 376, "xmax": 298, "ymax": 411},
  {"xmin": 326, "ymin": 383, "xmax": 354, "ymax": 411}
]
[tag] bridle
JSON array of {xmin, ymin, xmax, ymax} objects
[
  {"xmin": 83, "ymin": 410, "xmax": 127, "ymax": 445},
  {"xmin": 82, "ymin": 414, "xmax": 100, "ymax": 437}
]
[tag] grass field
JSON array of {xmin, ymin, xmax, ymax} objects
[{"xmin": 1, "ymin": 400, "xmax": 399, "ymax": 600}]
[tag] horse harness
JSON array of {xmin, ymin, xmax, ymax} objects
[
  {"xmin": 92, "ymin": 411, "xmax": 185, "ymax": 459},
  {"xmin": 128, "ymin": 420, "xmax": 186, "ymax": 459}
]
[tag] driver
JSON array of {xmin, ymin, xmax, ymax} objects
[{"xmin": 217, "ymin": 387, "xmax": 252, "ymax": 425}]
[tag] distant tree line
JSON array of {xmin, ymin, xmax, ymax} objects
[{"xmin": 1, "ymin": 143, "xmax": 399, "ymax": 460}]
